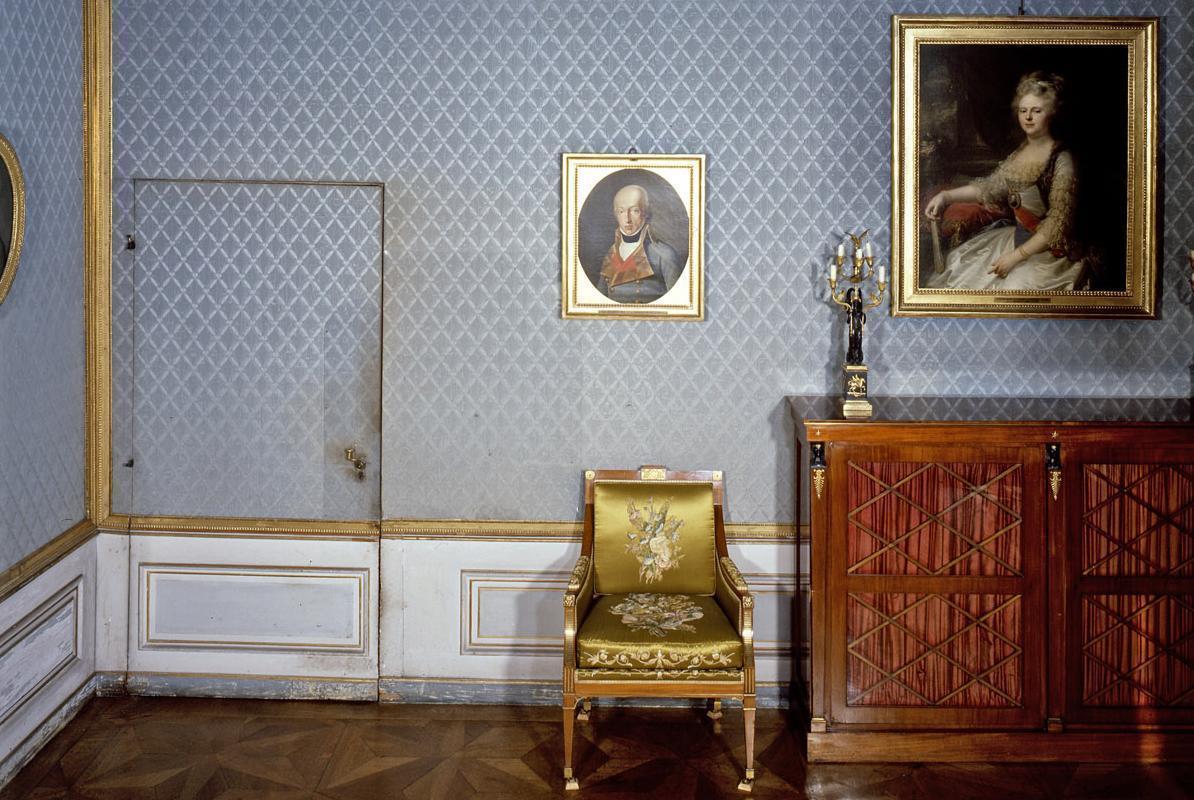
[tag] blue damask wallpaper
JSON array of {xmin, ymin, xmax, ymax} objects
[
  {"xmin": 111, "ymin": 0, "xmax": 1194, "ymax": 523},
  {"xmin": 0, "ymin": 0, "xmax": 86, "ymax": 571}
]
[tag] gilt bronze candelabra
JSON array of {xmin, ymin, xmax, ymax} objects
[{"xmin": 827, "ymin": 230, "xmax": 887, "ymax": 419}]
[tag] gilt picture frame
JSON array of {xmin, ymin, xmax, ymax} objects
[
  {"xmin": 0, "ymin": 131, "xmax": 25, "ymax": 307},
  {"xmin": 561, "ymin": 153, "xmax": 705, "ymax": 320},
  {"xmin": 891, "ymin": 16, "xmax": 1157, "ymax": 318}
]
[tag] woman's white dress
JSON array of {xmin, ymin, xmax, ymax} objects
[{"xmin": 926, "ymin": 146, "xmax": 1083, "ymax": 292}]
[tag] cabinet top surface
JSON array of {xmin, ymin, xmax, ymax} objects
[{"xmin": 788, "ymin": 395, "xmax": 1193, "ymax": 427}]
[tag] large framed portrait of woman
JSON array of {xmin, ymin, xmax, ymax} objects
[
  {"xmin": 561, "ymin": 153, "xmax": 705, "ymax": 320},
  {"xmin": 892, "ymin": 16, "xmax": 1158, "ymax": 318}
]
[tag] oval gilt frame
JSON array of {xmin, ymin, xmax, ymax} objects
[{"xmin": 0, "ymin": 132, "xmax": 26, "ymax": 306}]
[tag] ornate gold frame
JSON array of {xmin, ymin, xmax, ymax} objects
[
  {"xmin": 84, "ymin": 0, "xmax": 113, "ymax": 527},
  {"xmin": 561, "ymin": 153, "xmax": 705, "ymax": 320},
  {"xmin": 891, "ymin": 15, "xmax": 1157, "ymax": 318},
  {"xmin": 0, "ymin": 132, "xmax": 26, "ymax": 306}
]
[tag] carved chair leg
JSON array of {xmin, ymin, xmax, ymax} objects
[
  {"xmin": 707, "ymin": 698, "xmax": 723, "ymax": 720},
  {"xmin": 738, "ymin": 696, "xmax": 756, "ymax": 792},
  {"xmin": 577, "ymin": 697, "xmax": 591, "ymax": 722},
  {"xmin": 563, "ymin": 693, "xmax": 579, "ymax": 790}
]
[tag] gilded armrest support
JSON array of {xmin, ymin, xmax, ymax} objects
[
  {"xmin": 716, "ymin": 555, "xmax": 755, "ymax": 693},
  {"xmin": 563, "ymin": 554, "xmax": 593, "ymax": 691}
]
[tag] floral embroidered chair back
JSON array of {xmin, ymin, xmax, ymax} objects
[{"xmin": 591, "ymin": 479, "xmax": 717, "ymax": 595}]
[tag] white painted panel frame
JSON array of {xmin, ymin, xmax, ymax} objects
[
  {"xmin": 142, "ymin": 565, "xmax": 366, "ymax": 651},
  {"xmin": 460, "ymin": 569, "xmax": 570, "ymax": 656},
  {"xmin": 128, "ymin": 534, "xmax": 377, "ymax": 682},
  {"xmin": 0, "ymin": 580, "xmax": 81, "ymax": 723},
  {"xmin": 0, "ymin": 538, "xmax": 96, "ymax": 782}
]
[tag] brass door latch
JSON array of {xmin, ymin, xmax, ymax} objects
[{"xmin": 344, "ymin": 447, "xmax": 367, "ymax": 481}]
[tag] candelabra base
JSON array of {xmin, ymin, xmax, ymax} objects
[{"xmin": 841, "ymin": 364, "xmax": 873, "ymax": 419}]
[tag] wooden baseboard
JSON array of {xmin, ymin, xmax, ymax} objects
[
  {"xmin": 808, "ymin": 732, "xmax": 1194, "ymax": 763},
  {"xmin": 124, "ymin": 672, "xmax": 377, "ymax": 702},
  {"xmin": 379, "ymin": 678, "xmax": 792, "ymax": 708}
]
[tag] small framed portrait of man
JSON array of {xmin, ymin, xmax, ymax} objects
[
  {"xmin": 561, "ymin": 153, "xmax": 705, "ymax": 319},
  {"xmin": 891, "ymin": 16, "xmax": 1157, "ymax": 318}
]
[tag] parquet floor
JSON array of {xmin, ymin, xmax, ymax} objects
[{"xmin": 3, "ymin": 697, "xmax": 1193, "ymax": 799}]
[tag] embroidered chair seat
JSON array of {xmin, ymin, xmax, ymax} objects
[{"xmin": 577, "ymin": 593, "xmax": 743, "ymax": 672}]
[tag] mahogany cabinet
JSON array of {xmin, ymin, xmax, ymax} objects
[{"xmin": 791, "ymin": 397, "xmax": 1194, "ymax": 761}]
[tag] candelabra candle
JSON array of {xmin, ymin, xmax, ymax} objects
[{"xmin": 826, "ymin": 229, "xmax": 888, "ymax": 419}]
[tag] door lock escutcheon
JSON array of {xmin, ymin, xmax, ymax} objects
[{"xmin": 344, "ymin": 446, "xmax": 367, "ymax": 481}]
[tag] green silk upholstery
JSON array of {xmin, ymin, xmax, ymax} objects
[
  {"xmin": 592, "ymin": 481, "xmax": 716, "ymax": 595},
  {"xmin": 577, "ymin": 593, "xmax": 743, "ymax": 672}
]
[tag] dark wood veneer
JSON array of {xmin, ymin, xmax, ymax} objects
[{"xmin": 791, "ymin": 396, "xmax": 1194, "ymax": 761}]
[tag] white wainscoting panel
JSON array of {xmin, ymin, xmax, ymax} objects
[
  {"xmin": 142, "ymin": 565, "xmax": 366, "ymax": 651},
  {"xmin": 385, "ymin": 538, "xmax": 800, "ymax": 689},
  {"xmin": 128, "ymin": 534, "xmax": 378, "ymax": 686},
  {"xmin": 391, "ymin": 539, "xmax": 578, "ymax": 681},
  {"xmin": 94, "ymin": 532, "xmax": 129, "ymax": 677},
  {"xmin": 0, "ymin": 581, "xmax": 79, "ymax": 723},
  {"xmin": 0, "ymin": 537, "xmax": 96, "ymax": 783}
]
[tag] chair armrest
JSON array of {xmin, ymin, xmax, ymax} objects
[
  {"xmin": 563, "ymin": 554, "xmax": 594, "ymax": 673},
  {"xmin": 715, "ymin": 556, "xmax": 754, "ymax": 640},
  {"xmin": 716, "ymin": 555, "xmax": 755, "ymax": 692}
]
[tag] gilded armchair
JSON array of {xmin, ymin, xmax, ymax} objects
[{"xmin": 562, "ymin": 466, "xmax": 756, "ymax": 792}]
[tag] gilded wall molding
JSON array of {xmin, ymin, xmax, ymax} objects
[
  {"xmin": 382, "ymin": 519, "xmax": 581, "ymax": 541},
  {"xmin": 0, "ymin": 520, "xmax": 96, "ymax": 604},
  {"xmin": 382, "ymin": 519, "xmax": 805, "ymax": 542},
  {"xmin": 128, "ymin": 515, "xmax": 378, "ymax": 541},
  {"xmin": 111, "ymin": 516, "xmax": 803, "ymax": 543},
  {"xmin": 83, "ymin": 0, "xmax": 112, "ymax": 527}
]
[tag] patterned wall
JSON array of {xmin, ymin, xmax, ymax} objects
[
  {"xmin": 110, "ymin": 0, "xmax": 1194, "ymax": 524},
  {"xmin": 0, "ymin": 1, "xmax": 85, "ymax": 571}
]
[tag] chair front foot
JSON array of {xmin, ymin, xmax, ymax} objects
[
  {"xmin": 737, "ymin": 768, "xmax": 755, "ymax": 792},
  {"xmin": 564, "ymin": 768, "xmax": 580, "ymax": 791}
]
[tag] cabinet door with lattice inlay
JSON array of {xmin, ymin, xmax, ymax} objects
[
  {"xmin": 827, "ymin": 443, "xmax": 1047, "ymax": 729},
  {"xmin": 1065, "ymin": 442, "xmax": 1194, "ymax": 726}
]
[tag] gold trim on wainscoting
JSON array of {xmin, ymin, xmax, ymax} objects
[
  {"xmin": 83, "ymin": 0, "xmax": 112, "ymax": 527},
  {"xmin": 128, "ymin": 515, "xmax": 379, "ymax": 541},
  {"xmin": 0, "ymin": 521, "xmax": 97, "ymax": 604},
  {"xmin": 102, "ymin": 517, "xmax": 805, "ymax": 543},
  {"xmin": 384, "ymin": 519, "xmax": 581, "ymax": 540},
  {"xmin": 98, "ymin": 513, "xmax": 131, "ymax": 533},
  {"xmin": 383, "ymin": 519, "xmax": 806, "ymax": 542}
]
